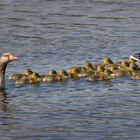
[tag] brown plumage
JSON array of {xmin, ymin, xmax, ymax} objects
[{"xmin": 0, "ymin": 53, "xmax": 17, "ymax": 90}]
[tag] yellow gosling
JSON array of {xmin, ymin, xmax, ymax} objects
[
  {"xmin": 30, "ymin": 72, "xmax": 42, "ymax": 83},
  {"xmin": 48, "ymin": 69, "xmax": 58, "ymax": 75},
  {"xmin": 15, "ymin": 76, "xmax": 30, "ymax": 84},
  {"xmin": 86, "ymin": 69, "xmax": 112, "ymax": 81},
  {"xmin": 113, "ymin": 61, "xmax": 122, "ymax": 68},
  {"xmin": 42, "ymin": 69, "xmax": 61, "ymax": 82},
  {"xmin": 132, "ymin": 75, "xmax": 140, "ymax": 80},
  {"xmin": 131, "ymin": 70, "xmax": 140, "ymax": 80},
  {"xmin": 59, "ymin": 69, "xmax": 69, "ymax": 80},
  {"xmin": 104, "ymin": 63, "xmax": 119, "ymax": 72},
  {"xmin": 78, "ymin": 70, "xmax": 95, "ymax": 78},
  {"xmin": 103, "ymin": 57, "xmax": 113, "ymax": 65},
  {"xmin": 96, "ymin": 65, "xmax": 105, "ymax": 74},
  {"xmin": 86, "ymin": 73, "xmax": 109, "ymax": 81},
  {"xmin": 83, "ymin": 62, "xmax": 95, "ymax": 71},
  {"xmin": 9, "ymin": 73, "xmax": 23, "ymax": 81},
  {"xmin": 111, "ymin": 69, "xmax": 129, "ymax": 78},
  {"xmin": 86, "ymin": 74, "xmax": 102, "ymax": 81},
  {"xmin": 69, "ymin": 67, "xmax": 81, "ymax": 79},
  {"xmin": 30, "ymin": 72, "xmax": 41, "ymax": 78},
  {"xmin": 104, "ymin": 69, "xmax": 113, "ymax": 76},
  {"xmin": 24, "ymin": 69, "xmax": 33, "ymax": 76},
  {"xmin": 128, "ymin": 63, "xmax": 140, "ymax": 75},
  {"xmin": 120, "ymin": 61, "xmax": 130, "ymax": 69},
  {"xmin": 78, "ymin": 67, "xmax": 87, "ymax": 73},
  {"xmin": 42, "ymin": 75, "xmax": 61, "ymax": 82}
]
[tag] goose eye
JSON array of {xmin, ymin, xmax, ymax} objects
[
  {"xmin": 4, "ymin": 55, "xmax": 8, "ymax": 57},
  {"xmin": 3, "ymin": 53, "xmax": 10, "ymax": 57}
]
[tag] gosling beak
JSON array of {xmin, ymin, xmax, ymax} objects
[{"xmin": 9, "ymin": 54, "xmax": 18, "ymax": 61}]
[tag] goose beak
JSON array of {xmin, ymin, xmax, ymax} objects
[{"xmin": 9, "ymin": 54, "xmax": 18, "ymax": 61}]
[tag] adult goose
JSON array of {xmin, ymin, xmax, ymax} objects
[
  {"xmin": 130, "ymin": 53, "xmax": 140, "ymax": 61},
  {"xmin": 0, "ymin": 53, "xmax": 17, "ymax": 90}
]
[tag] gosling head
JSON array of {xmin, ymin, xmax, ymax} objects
[
  {"xmin": 83, "ymin": 63, "xmax": 94, "ymax": 70},
  {"xmin": 120, "ymin": 61, "xmax": 130, "ymax": 68},
  {"xmin": 48, "ymin": 69, "xmax": 57, "ymax": 75},
  {"xmin": 59, "ymin": 70, "xmax": 69, "ymax": 77},
  {"xmin": 24, "ymin": 69, "xmax": 33, "ymax": 76},
  {"xmin": 103, "ymin": 57, "xmax": 113, "ymax": 65}
]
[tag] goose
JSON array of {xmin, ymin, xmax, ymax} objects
[
  {"xmin": 0, "ymin": 53, "xmax": 17, "ymax": 90},
  {"xmin": 130, "ymin": 53, "xmax": 140, "ymax": 61}
]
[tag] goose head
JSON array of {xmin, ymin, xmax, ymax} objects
[{"xmin": 0, "ymin": 53, "xmax": 17, "ymax": 64}]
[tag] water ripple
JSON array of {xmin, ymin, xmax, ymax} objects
[{"xmin": 0, "ymin": 0, "xmax": 140, "ymax": 139}]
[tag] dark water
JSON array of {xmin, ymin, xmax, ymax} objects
[{"xmin": 0, "ymin": 0, "xmax": 140, "ymax": 139}]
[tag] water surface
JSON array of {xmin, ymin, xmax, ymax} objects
[{"xmin": 0, "ymin": 0, "xmax": 140, "ymax": 139}]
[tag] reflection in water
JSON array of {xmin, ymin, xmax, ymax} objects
[
  {"xmin": 0, "ymin": 90, "xmax": 17, "ymax": 130},
  {"xmin": 0, "ymin": 90, "xmax": 9, "ymax": 112}
]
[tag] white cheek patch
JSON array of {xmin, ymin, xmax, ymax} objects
[{"xmin": 130, "ymin": 55, "xmax": 140, "ymax": 61}]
